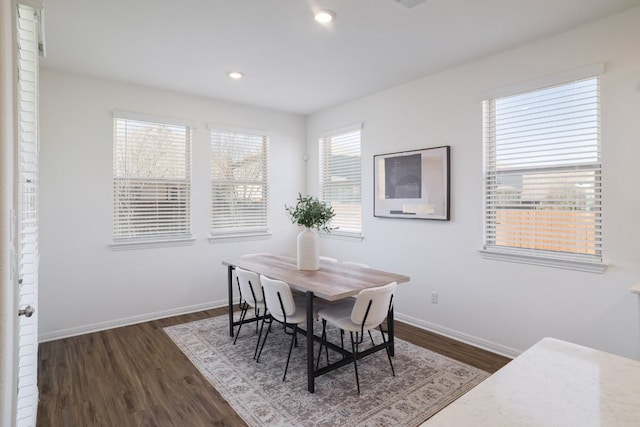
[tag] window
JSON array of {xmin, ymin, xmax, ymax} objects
[
  {"xmin": 482, "ymin": 77, "xmax": 602, "ymax": 271},
  {"xmin": 319, "ymin": 125, "xmax": 362, "ymax": 235},
  {"xmin": 113, "ymin": 115, "xmax": 192, "ymax": 242},
  {"xmin": 210, "ymin": 127, "xmax": 269, "ymax": 236}
]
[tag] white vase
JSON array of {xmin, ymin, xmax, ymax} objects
[{"xmin": 297, "ymin": 227, "xmax": 320, "ymax": 270}]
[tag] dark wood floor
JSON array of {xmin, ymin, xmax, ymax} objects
[{"xmin": 37, "ymin": 307, "xmax": 510, "ymax": 426}]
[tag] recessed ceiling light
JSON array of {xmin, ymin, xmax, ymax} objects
[
  {"xmin": 314, "ymin": 9, "xmax": 336, "ymax": 24},
  {"xmin": 228, "ymin": 71, "xmax": 243, "ymax": 80}
]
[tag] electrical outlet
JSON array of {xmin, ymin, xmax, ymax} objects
[{"xmin": 431, "ymin": 292, "xmax": 438, "ymax": 304}]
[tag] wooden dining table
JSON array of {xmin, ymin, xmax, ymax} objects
[{"xmin": 222, "ymin": 254, "xmax": 410, "ymax": 393}]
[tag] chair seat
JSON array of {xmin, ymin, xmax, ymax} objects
[
  {"xmin": 282, "ymin": 301, "xmax": 307, "ymax": 324},
  {"xmin": 318, "ymin": 302, "xmax": 379, "ymax": 333},
  {"xmin": 249, "ymin": 301, "xmax": 266, "ymax": 311}
]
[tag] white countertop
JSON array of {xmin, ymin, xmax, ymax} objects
[{"xmin": 422, "ymin": 337, "xmax": 640, "ymax": 426}]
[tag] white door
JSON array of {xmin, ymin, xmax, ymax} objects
[{"xmin": 15, "ymin": 3, "xmax": 41, "ymax": 426}]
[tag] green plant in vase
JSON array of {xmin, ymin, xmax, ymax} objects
[
  {"xmin": 285, "ymin": 193, "xmax": 335, "ymax": 232},
  {"xmin": 285, "ymin": 193, "xmax": 335, "ymax": 270}
]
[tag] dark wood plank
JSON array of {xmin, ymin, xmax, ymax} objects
[
  {"xmin": 37, "ymin": 307, "xmax": 510, "ymax": 426},
  {"xmin": 37, "ymin": 307, "xmax": 246, "ymax": 427},
  {"xmin": 394, "ymin": 321, "xmax": 511, "ymax": 373}
]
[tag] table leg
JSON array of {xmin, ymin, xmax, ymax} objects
[
  {"xmin": 306, "ymin": 291, "xmax": 315, "ymax": 393},
  {"xmin": 228, "ymin": 265, "xmax": 235, "ymax": 337}
]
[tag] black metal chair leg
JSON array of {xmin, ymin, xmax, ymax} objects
[
  {"xmin": 323, "ymin": 327, "xmax": 330, "ymax": 366},
  {"xmin": 254, "ymin": 308, "xmax": 260, "ymax": 333},
  {"xmin": 368, "ymin": 330, "xmax": 375, "ymax": 346},
  {"xmin": 254, "ymin": 314, "xmax": 268, "ymax": 359},
  {"xmin": 233, "ymin": 303, "xmax": 248, "ymax": 345},
  {"xmin": 380, "ymin": 325, "xmax": 395, "ymax": 376},
  {"xmin": 283, "ymin": 325, "xmax": 297, "ymax": 381},
  {"xmin": 350, "ymin": 331, "xmax": 361, "ymax": 394},
  {"xmin": 256, "ymin": 317, "xmax": 272, "ymax": 362}
]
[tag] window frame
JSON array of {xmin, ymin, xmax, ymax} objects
[
  {"xmin": 208, "ymin": 124, "xmax": 270, "ymax": 241},
  {"xmin": 480, "ymin": 67, "xmax": 606, "ymax": 273},
  {"xmin": 111, "ymin": 112, "xmax": 194, "ymax": 249},
  {"xmin": 319, "ymin": 124, "xmax": 363, "ymax": 240}
]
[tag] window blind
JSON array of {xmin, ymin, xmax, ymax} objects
[
  {"xmin": 113, "ymin": 117, "xmax": 192, "ymax": 240},
  {"xmin": 483, "ymin": 77, "xmax": 601, "ymax": 262},
  {"xmin": 320, "ymin": 127, "xmax": 362, "ymax": 234},
  {"xmin": 210, "ymin": 129, "xmax": 268, "ymax": 235}
]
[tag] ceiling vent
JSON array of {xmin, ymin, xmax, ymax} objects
[{"xmin": 388, "ymin": 0, "xmax": 426, "ymax": 9}]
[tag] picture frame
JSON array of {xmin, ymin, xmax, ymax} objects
[{"xmin": 374, "ymin": 146, "xmax": 450, "ymax": 220}]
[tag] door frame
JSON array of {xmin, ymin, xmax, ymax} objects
[{"xmin": 0, "ymin": 0, "xmax": 18, "ymax": 426}]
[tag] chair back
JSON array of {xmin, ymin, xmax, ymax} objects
[
  {"xmin": 351, "ymin": 282, "xmax": 397, "ymax": 330},
  {"xmin": 260, "ymin": 275, "xmax": 297, "ymax": 323},
  {"xmin": 236, "ymin": 268, "xmax": 263, "ymax": 306}
]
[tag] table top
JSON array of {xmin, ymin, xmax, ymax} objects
[
  {"xmin": 423, "ymin": 337, "xmax": 640, "ymax": 426},
  {"xmin": 223, "ymin": 254, "xmax": 410, "ymax": 301}
]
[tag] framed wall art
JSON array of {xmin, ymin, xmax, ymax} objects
[{"xmin": 374, "ymin": 146, "xmax": 450, "ymax": 220}]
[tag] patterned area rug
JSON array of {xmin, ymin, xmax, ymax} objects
[{"xmin": 164, "ymin": 315, "xmax": 488, "ymax": 427}]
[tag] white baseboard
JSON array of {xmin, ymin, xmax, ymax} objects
[
  {"xmin": 38, "ymin": 298, "xmax": 234, "ymax": 343},
  {"xmin": 394, "ymin": 312, "xmax": 522, "ymax": 359},
  {"xmin": 39, "ymin": 300, "xmax": 522, "ymax": 360}
]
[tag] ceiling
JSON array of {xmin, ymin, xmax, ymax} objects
[{"xmin": 40, "ymin": 0, "xmax": 640, "ymax": 115}]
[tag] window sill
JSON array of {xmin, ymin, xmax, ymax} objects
[
  {"xmin": 208, "ymin": 230, "xmax": 272, "ymax": 243},
  {"xmin": 110, "ymin": 236, "xmax": 196, "ymax": 251},
  {"xmin": 479, "ymin": 248, "xmax": 608, "ymax": 274},
  {"xmin": 320, "ymin": 231, "xmax": 364, "ymax": 243}
]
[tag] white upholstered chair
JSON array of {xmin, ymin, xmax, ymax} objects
[
  {"xmin": 233, "ymin": 268, "xmax": 267, "ymax": 359},
  {"xmin": 316, "ymin": 281, "xmax": 397, "ymax": 393},
  {"xmin": 232, "ymin": 253, "xmax": 271, "ymax": 339},
  {"xmin": 256, "ymin": 275, "xmax": 308, "ymax": 381}
]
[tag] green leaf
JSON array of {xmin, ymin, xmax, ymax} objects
[{"xmin": 285, "ymin": 193, "xmax": 335, "ymax": 232}]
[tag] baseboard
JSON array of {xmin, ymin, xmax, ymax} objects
[
  {"xmin": 394, "ymin": 312, "xmax": 522, "ymax": 359},
  {"xmin": 39, "ymin": 300, "xmax": 522, "ymax": 359},
  {"xmin": 38, "ymin": 298, "xmax": 234, "ymax": 343}
]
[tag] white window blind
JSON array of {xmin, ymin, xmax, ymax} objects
[
  {"xmin": 320, "ymin": 126, "xmax": 362, "ymax": 234},
  {"xmin": 210, "ymin": 128, "xmax": 268, "ymax": 235},
  {"xmin": 113, "ymin": 117, "xmax": 192, "ymax": 241},
  {"xmin": 483, "ymin": 77, "xmax": 601, "ymax": 265}
]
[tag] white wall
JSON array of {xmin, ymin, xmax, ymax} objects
[
  {"xmin": 39, "ymin": 8, "xmax": 640, "ymax": 360},
  {"xmin": 38, "ymin": 70, "xmax": 306, "ymax": 340},
  {"xmin": 307, "ymin": 7, "xmax": 640, "ymax": 359}
]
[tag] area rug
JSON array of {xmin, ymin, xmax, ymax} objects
[{"xmin": 164, "ymin": 315, "xmax": 489, "ymax": 427}]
